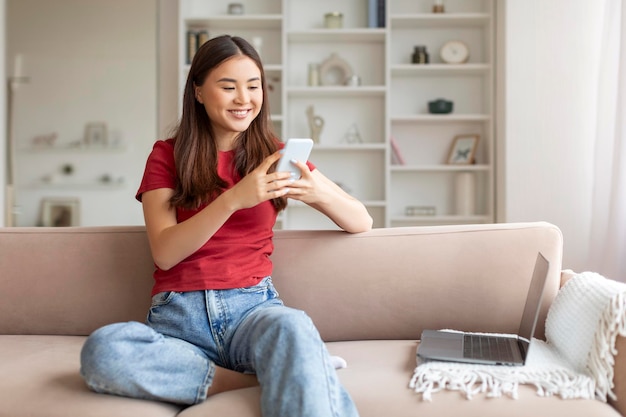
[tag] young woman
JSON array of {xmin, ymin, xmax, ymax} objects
[{"xmin": 80, "ymin": 35, "xmax": 371, "ymax": 416}]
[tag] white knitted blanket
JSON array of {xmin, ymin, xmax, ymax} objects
[{"xmin": 409, "ymin": 272, "xmax": 626, "ymax": 401}]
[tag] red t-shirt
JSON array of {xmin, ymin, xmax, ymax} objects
[{"xmin": 136, "ymin": 139, "xmax": 314, "ymax": 295}]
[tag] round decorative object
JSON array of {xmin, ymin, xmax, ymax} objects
[
  {"xmin": 440, "ymin": 40, "xmax": 469, "ymax": 64},
  {"xmin": 318, "ymin": 53, "xmax": 353, "ymax": 86}
]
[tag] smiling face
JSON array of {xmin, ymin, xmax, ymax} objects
[{"xmin": 194, "ymin": 55, "xmax": 263, "ymax": 150}]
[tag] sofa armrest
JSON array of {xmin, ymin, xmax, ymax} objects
[
  {"xmin": 561, "ymin": 270, "xmax": 625, "ymax": 414},
  {"xmin": 610, "ymin": 335, "xmax": 626, "ymax": 415},
  {"xmin": 560, "ymin": 269, "xmax": 577, "ymax": 288}
]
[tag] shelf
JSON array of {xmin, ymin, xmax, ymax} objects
[
  {"xmin": 287, "ymin": 29, "xmax": 386, "ymax": 43},
  {"xmin": 287, "ymin": 86, "xmax": 386, "ymax": 97},
  {"xmin": 186, "ymin": 15, "xmax": 282, "ymax": 30},
  {"xmin": 391, "ymin": 114, "xmax": 491, "ymax": 122},
  {"xmin": 363, "ymin": 200, "xmax": 386, "ymax": 208},
  {"xmin": 19, "ymin": 145, "xmax": 128, "ymax": 154},
  {"xmin": 390, "ymin": 164, "xmax": 491, "ymax": 172},
  {"xmin": 289, "ymin": 199, "xmax": 386, "ymax": 208},
  {"xmin": 391, "ymin": 214, "xmax": 492, "ymax": 223},
  {"xmin": 390, "ymin": 13, "xmax": 491, "ymax": 28},
  {"xmin": 264, "ymin": 64, "xmax": 283, "ymax": 72},
  {"xmin": 23, "ymin": 182, "xmax": 126, "ymax": 190},
  {"xmin": 391, "ymin": 64, "xmax": 491, "ymax": 76},
  {"xmin": 183, "ymin": 63, "xmax": 283, "ymax": 74},
  {"xmin": 314, "ymin": 144, "xmax": 386, "ymax": 151}
]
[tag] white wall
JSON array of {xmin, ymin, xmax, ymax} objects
[
  {"xmin": 158, "ymin": 0, "xmax": 180, "ymax": 138},
  {"xmin": 0, "ymin": 0, "xmax": 5, "ymax": 226},
  {"xmin": 502, "ymin": 0, "xmax": 605, "ymax": 271},
  {"xmin": 6, "ymin": 0, "xmax": 157, "ymax": 226}
]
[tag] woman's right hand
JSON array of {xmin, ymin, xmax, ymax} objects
[{"xmin": 223, "ymin": 151, "xmax": 293, "ymax": 211}]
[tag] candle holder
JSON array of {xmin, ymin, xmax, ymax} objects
[
  {"xmin": 324, "ymin": 12, "xmax": 343, "ymax": 28},
  {"xmin": 432, "ymin": 0, "xmax": 445, "ymax": 13}
]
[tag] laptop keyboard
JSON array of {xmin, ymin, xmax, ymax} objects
[{"xmin": 463, "ymin": 334, "xmax": 517, "ymax": 362}]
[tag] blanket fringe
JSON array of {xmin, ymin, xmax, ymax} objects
[{"xmin": 409, "ymin": 357, "xmax": 596, "ymax": 402}]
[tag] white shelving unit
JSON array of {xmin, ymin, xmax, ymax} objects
[
  {"xmin": 179, "ymin": 0, "xmax": 496, "ymax": 229},
  {"xmin": 387, "ymin": 0, "xmax": 495, "ymax": 227}
]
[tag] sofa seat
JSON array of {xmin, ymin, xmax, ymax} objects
[
  {"xmin": 0, "ymin": 335, "xmax": 181, "ymax": 417},
  {"xmin": 4, "ymin": 334, "xmax": 617, "ymax": 417},
  {"xmin": 177, "ymin": 339, "xmax": 622, "ymax": 417},
  {"xmin": 335, "ymin": 340, "xmax": 622, "ymax": 417}
]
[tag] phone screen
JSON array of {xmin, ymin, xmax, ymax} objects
[{"xmin": 276, "ymin": 138, "xmax": 314, "ymax": 180}]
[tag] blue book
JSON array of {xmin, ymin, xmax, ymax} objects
[{"xmin": 368, "ymin": 0, "xmax": 377, "ymax": 28}]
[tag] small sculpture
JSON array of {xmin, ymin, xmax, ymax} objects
[
  {"xmin": 306, "ymin": 105, "xmax": 324, "ymax": 143},
  {"xmin": 343, "ymin": 123, "xmax": 363, "ymax": 144}
]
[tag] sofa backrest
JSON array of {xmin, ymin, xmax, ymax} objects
[
  {"xmin": 271, "ymin": 222, "xmax": 563, "ymax": 342},
  {"xmin": 0, "ymin": 222, "xmax": 563, "ymax": 341},
  {"xmin": 0, "ymin": 226, "xmax": 154, "ymax": 336}
]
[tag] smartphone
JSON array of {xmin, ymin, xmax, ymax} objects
[{"xmin": 276, "ymin": 138, "xmax": 314, "ymax": 180}]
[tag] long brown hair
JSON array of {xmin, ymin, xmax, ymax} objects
[{"xmin": 170, "ymin": 34, "xmax": 286, "ymax": 211}]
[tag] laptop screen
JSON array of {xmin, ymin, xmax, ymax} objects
[{"xmin": 517, "ymin": 253, "xmax": 550, "ymax": 350}]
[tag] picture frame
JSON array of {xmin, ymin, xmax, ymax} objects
[
  {"xmin": 40, "ymin": 197, "xmax": 80, "ymax": 227},
  {"xmin": 84, "ymin": 122, "xmax": 108, "ymax": 147},
  {"xmin": 446, "ymin": 134, "xmax": 480, "ymax": 164}
]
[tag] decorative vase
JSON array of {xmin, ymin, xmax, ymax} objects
[{"xmin": 412, "ymin": 46, "xmax": 429, "ymax": 64}]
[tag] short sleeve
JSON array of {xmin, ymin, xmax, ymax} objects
[{"xmin": 135, "ymin": 139, "xmax": 177, "ymax": 202}]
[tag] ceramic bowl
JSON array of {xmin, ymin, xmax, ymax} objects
[{"xmin": 428, "ymin": 99, "xmax": 453, "ymax": 114}]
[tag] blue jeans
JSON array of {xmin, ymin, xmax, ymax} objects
[{"xmin": 80, "ymin": 277, "xmax": 359, "ymax": 417}]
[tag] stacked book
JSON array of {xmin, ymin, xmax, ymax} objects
[{"xmin": 368, "ymin": 0, "xmax": 386, "ymax": 28}]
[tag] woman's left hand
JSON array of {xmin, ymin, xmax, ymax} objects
[
  {"xmin": 283, "ymin": 160, "xmax": 373, "ymax": 233},
  {"xmin": 280, "ymin": 160, "xmax": 323, "ymax": 205}
]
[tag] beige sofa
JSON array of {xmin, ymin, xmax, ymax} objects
[{"xmin": 0, "ymin": 222, "xmax": 624, "ymax": 417}]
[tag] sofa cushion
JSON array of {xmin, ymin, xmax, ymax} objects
[
  {"xmin": 178, "ymin": 340, "xmax": 621, "ymax": 417},
  {"xmin": 0, "ymin": 335, "xmax": 181, "ymax": 417}
]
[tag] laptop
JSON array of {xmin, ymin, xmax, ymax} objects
[{"xmin": 416, "ymin": 252, "xmax": 550, "ymax": 366}]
